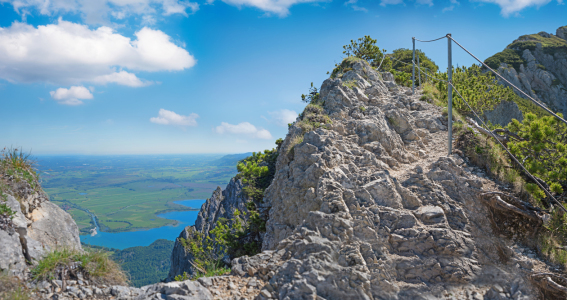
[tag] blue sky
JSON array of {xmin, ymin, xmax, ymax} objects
[{"xmin": 0, "ymin": 0, "xmax": 565, "ymax": 155}]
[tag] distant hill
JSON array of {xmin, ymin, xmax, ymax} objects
[
  {"xmin": 85, "ymin": 239, "xmax": 175, "ymax": 287},
  {"xmin": 484, "ymin": 25, "xmax": 567, "ymax": 116},
  {"xmin": 212, "ymin": 152, "xmax": 252, "ymax": 167}
]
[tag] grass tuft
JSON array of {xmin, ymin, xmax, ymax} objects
[{"xmin": 31, "ymin": 248, "xmax": 128, "ymax": 285}]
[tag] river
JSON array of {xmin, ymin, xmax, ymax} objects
[{"xmin": 80, "ymin": 199, "xmax": 206, "ymax": 249}]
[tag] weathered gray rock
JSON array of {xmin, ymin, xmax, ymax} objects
[
  {"xmin": 479, "ymin": 100, "xmax": 524, "ymax": 126},
  {"xmin": 222, "ymin": 59, "xmax": 552, "ymax": 299},
  {"xmin": 28, "ymin": 201, "xmax": 81, "ymax": 251},
  {"xmin": 495, "ymin": 26, "xmax": 567, "ymax": 116},
  {"xmin": 0, "ymin": 172, "xmax": 82, "ymax": 278},
  {"xmin": 137, "ymin": 280, "xmax": 212, "ymax": 300},
  {"xmin": 0, "ymin": 229, "xmax": 26, "ymax": 276}
]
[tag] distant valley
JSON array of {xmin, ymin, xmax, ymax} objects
[{"xmin": 36, "ymin": 154, "xmax": 248, "ymax": 238}]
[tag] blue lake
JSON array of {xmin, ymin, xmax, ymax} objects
[
  {"xmin": 80, "ymin": 199, "xmax": 206, "ymax": 250},
  {"xmin": 79, "ymin": 193, "xmax": 87, "ymax": 195}
]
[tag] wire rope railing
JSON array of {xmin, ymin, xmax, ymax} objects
[
  {"xmin": 405, "ymin": 33, "xmax": 567, "ymax": 213},
  {"xmin": 447, "ymin": 35, "xmax": 567, "ymax": 127}
]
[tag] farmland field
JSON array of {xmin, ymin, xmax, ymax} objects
[{"xmin": 36, "ymin": 154, "xmax": 248, "ymax": 234}]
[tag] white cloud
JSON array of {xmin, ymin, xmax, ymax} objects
[
  {"xmin": 150, "ymin": 109, "xmax": 199, "ymax": 126},
  {"xmin": 93, "ymin": 71, "xmax": 150, "ymax": 87},
  {"xmin": 0, "ymin": 0, "xmax": 199, "ymax": 24},
  {"xmin": 214, "ymin": 122, "xmax": 273, "ymax": 139},
  {"xmin": 474, "ymin": 0, "xmax": 556, "ymax": 15},
  {"xmin": 268, "ymin": 109, "xmax": 298, "ymax": 127},
  {"xmin": 344, "ymin": 0, "xmax": 368, "ymax": 11},
  {"xmin": 50, "ymin": 86, "xmax": 93, "ymax": 105},
  {"xmin": 207, "ymin": 0, "xmax": 324, "ymax": 17},
  {"xmin": 0, "ymin": 19, "xmax": 195, "ymax": 87}
]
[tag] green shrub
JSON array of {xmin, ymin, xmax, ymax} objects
[
  {"xmin": 342, "ymin": 80, "xmax": 357, "ymax": 89},
  {"xmin": 341, "ymin": 36, "xmax": 391, "ymax": 70},
  {"xmin": 0, "ymin": 147, "xmax": 38, "ymax": 190},
  {"xmin": 507, "ymin": 113, "xmax": 567, "ymax": 202},
  {"xmin": 31, "ymin": 248, "xmax": 127, "ymax": 285},
  {"xmin": 296, "ymin": 103, "xmax": 332, "ymax": 135},
  {"xmin": 389, "ymin": 48, "xmax": 439, "ymax": 84},
  {"xmin": 484, "ymin": 49, "xmax": 526, "ymax": 71},
  {"xmin": 507, "ymin": 33, "xmax": 567, "ymax": 55},
  {"xmin": 301, "ymin": 82, "xmax": 320, "ymax": 104}
]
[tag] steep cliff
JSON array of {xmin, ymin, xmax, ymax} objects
[
  {"xmin": 0, "ymin": 155, "xmax": 82, "ymax": 278},
  {"xmin": 167, "ymin": 178, "xmax": 250, "ymax": 281},
  {"xmin": 164, "ymin": 58, "xmax": 566, "ymax": 299},
  {"xmin": 486, "ymin": 26, "xmax": 567, "ymax": 115}
]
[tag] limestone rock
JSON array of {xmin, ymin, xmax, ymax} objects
[
  {"xmin": 479, "ymin": 100, "xmax": 524, "ymax": 126},
  {"xmin": 495, "ymin": 26, "xmax": 567, "ymax": 116}
]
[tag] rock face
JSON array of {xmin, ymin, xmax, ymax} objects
[
  {"xmin": 160, "ymin": 57, "xmax": 565, "ymax": 299},
  {"xmin": 0, "ymin": 174, "xmax": 82, "ymax": 277},
  {"xmin": 493, "ymin": 27, "xmax": 567, "ymax": 116},
  {"xmin": 167, "ymin": 178, "xmax": 250, "ymax": 281},
  {"xmin": 479, "ymin": 100, "xmax": 524, "ymax": 126}
]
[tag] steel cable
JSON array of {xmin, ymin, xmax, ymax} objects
[
  {"xmin": 448, "ymin": 35, "xmax": 567, "ymax": 127},
  {"xmin": 449, "ymin": 82, "xmax": 567, "ymax": 214},
  {"xmin": 414, "ymin": 36, "xmax": 447, "ymax": 43}
]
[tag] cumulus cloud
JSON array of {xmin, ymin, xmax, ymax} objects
[
  {"xmin": 50, "ymin": 86, "xmax": 93, "ymax": 105},
  {"xmin": 268, "ymin": 109, "xmax": 298, "ymax": 127},
  {"xmin": 207, "ymin": 0, "xmax": 324, "ymax": 17},
  {"xmin": 214, "ymin": 122, "xmax": 272, "ymax": 139},
  {"xmin": 150, "ymin": 109, "xmax": 199, "ymax": 126},
  {"xmin": 93, "ymin": 71, "xmax": 150, "ymax": 87},
  {"xmin": 0, "ymin": 19, "xmax": 195, "ymax": 87},
  {"xmin": 0, "ymin": 0, "xmax": 199, "ymax": 24},
  {"xmin": 475, "ymin": 0, "xmax": 556, "ymax": 16}
]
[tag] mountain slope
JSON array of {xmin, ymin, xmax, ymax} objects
[
  {"xmin": 485, "ymin": 25, "xmax": 567, "ymax": 115},
  {"xmin": 165, "ymin": 58, "xmax": 566, "ymax": 299}
]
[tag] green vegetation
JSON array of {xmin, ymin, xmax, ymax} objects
[
  {"xmin": 389, "ymin": 48, "xmax": 439, "ymax": 86},
  {"xmin": 236, "ymin": 149, "xmax": 278, "ymax": 202},
  {"xmin": 419, "ymin": 64, "xmax": 547, "ymax": 117},
  {"xmin": 0, "ymin": 147, "xmax": 38, "ymax": 191},
  {"xmin": 296, "ymin": 103, "xmax": 332, "ymax": 134},
  {"xmin": 109, "ymin": 239, "xmax": 174, "ymax": 287},
  {"xmin": 0, "ymin": 147, "xmax": 37, "ymax": 228},
  {"xmin": 342, "ymin": 35, "xmax": 390, "ymax": 69},
  {"xmin": 507, "ymin": 113, "xmax": 567, "ymax": 202},
  {"xmin": 485, "ymin": 31, "xmax": 567, "ymax": 70},
  {"xmin": 301, "ymin": 82, "xmax": 320, "ymax": 103},
  {"xmin": 332, "ymin": 36, "xmax": 437, "ymax": 88},
  {"xmin": 31, "ymin": 248, "xmax": 128, "ymax": 285},
  {"xmin": 484, "ymin": 49, "xmax": 526, "ymax": 70},
  {"xmin": 39, "ymin": 155, "xmax": 240, "ymax": 234},
  {"xmin": 177, "ymin": 228, "xmax": 232, "ymax": 280},
  {"xmin": 177, "ymin": 142, "xmax": 281, "ymax": 279},
  {"xmin": 508, "ymin": 33, "xmax": 567, "ymax": 55}
]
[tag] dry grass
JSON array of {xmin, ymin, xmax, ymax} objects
[
  {"xmin": 0, "ymin": 273, "xmax": 30, "ymax": 300},
  {"xmin": 31, "ymin": 248, "xmax": 128, "ymax": 286}
]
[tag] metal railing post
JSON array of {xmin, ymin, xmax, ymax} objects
[
  {"xmin": 447, "ymin": 33, "xmax": 453, "ymax": 156},
  {"xmin": 412, "ymin": 37, "xmax": 415, "ymax": 95},
  {"xmin": 417, "ymin": 52, "xmax": 421, "ymax": 87}
]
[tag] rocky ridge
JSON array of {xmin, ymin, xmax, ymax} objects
[
  {"xmin": 0, "ymin": 168, "xmax": 82, "ymax": 278},
  {"xmin": 493, "ymin": 26, "xmax": 567, "ymax": 116},
  {"xmin": 163, "ymin": 58, "xmax": 567, "ymax": 299}
]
